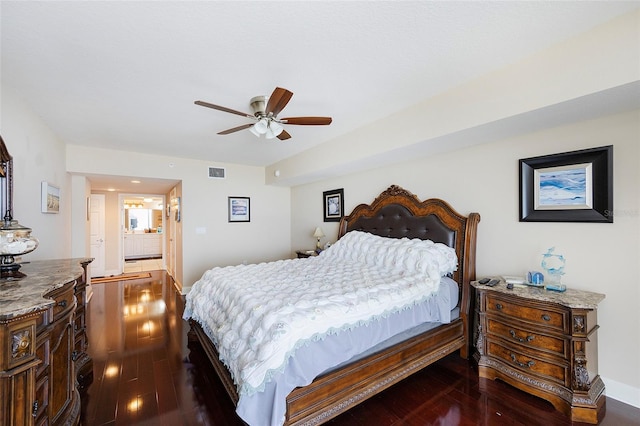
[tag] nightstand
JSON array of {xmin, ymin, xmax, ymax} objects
[
  {"xmin": 472, "ymin": 278, "xmax": 606, "ymax": 424},
  {"xmin": 296, "ymin": 250, "xmax": 318, "ymax": 258}
]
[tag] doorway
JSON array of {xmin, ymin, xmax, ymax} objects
[{"xmin": 120, "ymin": 194, "xmax": 166, "ymax": 273}]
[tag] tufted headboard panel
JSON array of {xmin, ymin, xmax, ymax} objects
[
  {"xmin": 338, "ymin": 185, "xmax": 480, "ymax": 288},
  {"xmin": 343, "ymin": 203, "xmax": 456, "ymax": 247}
]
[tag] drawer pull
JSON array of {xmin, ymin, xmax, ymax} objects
[
  {"xmin": 509, "ymin": 329, "xmax": 534, "ymax": 343},
  {"xmin": 57, "ymin": 299, "xmax": 68, "ymax": 308},
  {"xmin": 495, "ymin": 303, "xmax": 503, "ymax": 310},
  {"xmin": 541, "ymin": 314, "xmax": 551, "ymax": 321},
  {"xmin": 510, "ymin": 353, "xmax": 535, "ymax": 368},
  {"xmin": 32, "ymin": 400, "xmax": 39, "ymax": 417}
]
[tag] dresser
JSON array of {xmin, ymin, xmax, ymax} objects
[
  {"xmin": 0, "ymin": 258, "xmax": 93, "ymax": 426},
  {"xmin": 472, "ymin": 279, "xmax": 605, "ymax": 424}
]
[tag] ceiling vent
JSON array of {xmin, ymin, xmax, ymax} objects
[{"xmin": 208, "ymin": 167, "xmax": 226, "ymax": 179}]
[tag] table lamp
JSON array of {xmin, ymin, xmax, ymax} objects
[{"xmin": 313, "ymin": 227, "xmax": 325, "ymax": 251}]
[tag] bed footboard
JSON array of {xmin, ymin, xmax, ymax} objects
[{"xmin": 188, "ymin": 318, "xmax": 465, "ymax": 426}]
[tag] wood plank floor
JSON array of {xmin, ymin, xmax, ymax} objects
[{"xmin": 80, "ymin": 270, "xmax": 639, "ymax": 425}]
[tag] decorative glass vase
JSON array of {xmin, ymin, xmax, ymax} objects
[
  {"xmin": 0, "ymin": 219, "xmax": 38, "ymax": 279},
  {"xmin": 541, "ymin": 247, "xmax": 565, "ymax": 285}
]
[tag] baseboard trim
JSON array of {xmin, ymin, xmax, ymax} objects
[{"xmin": 603, "ymin": 375, "xmax": 640, "ymax": 408}]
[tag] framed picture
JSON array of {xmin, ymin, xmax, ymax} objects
[
  {"xmin": 41, "ymin": 181, "xmax": 60, "ymax": 213},
  {"xmin": 323, "ymin": 188, "xmax": 344, "ymax": 222},
  {"xmin": 173, "ymin": 196, "xmax": 181, "ymax": 222},
  {"xmin": 519, "ymin": 145, "xmax": 612, "ymax": 223},
  {"xmin": 228, "ymin": 196, "xmax": 250, "ymax": 222}
]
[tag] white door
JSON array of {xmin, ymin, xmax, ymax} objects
[
  {"xmin": 168, "ymin": 190, "xmax": 177, "ymax": 277},
  {"xmin": 90, "ymin": 194, "xmax": 106, "ymax": 277}
]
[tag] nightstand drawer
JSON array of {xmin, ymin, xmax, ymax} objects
[
  {"xmin": 485, "ymin": 294, "xmax": 566, "ymax": 332},
  {"xmin": 486, "ymin": 318, "xmax": 568, "ymax": 357},
  {"xmin": 486, "ymin": 340, "xmax": 568, "ymax": 385}
]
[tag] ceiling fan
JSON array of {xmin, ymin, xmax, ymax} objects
[{"xmin": 195, "ymin": 87, "xmax": 332, "ymax": 141}]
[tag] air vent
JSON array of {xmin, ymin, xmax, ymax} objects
[{"xmin": 208, "ymin": 167, "xmax": 226, "ymax": 179}]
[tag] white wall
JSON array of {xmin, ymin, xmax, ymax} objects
[
  {"xmin": 290, "ymin": 110, "xmax": 640, "ymax": 408},
  {"xmin": 65, "ymin": 145, "xmax": 291, "ymax": 290},
  {"xmin": 0, "ymin": 85, "xmax": 74, "ymax": 261},
  {"xmin": 268, "ymin": 8, "xmax": 640, "ymax": 187}
]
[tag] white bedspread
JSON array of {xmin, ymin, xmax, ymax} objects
[{"xmin": 183, "ymin": 231, "xmax": 458, "ymax": 398}]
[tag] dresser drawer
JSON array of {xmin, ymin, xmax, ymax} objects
[
  {"xmin": 485, "ymin": 294, "xmax": 567, "ymax": 332},
  {"xmin": 486, "ymin": 340, "xmax": 568, "ymax": 385},
  {"xmin": 49, "ymin": 283, "xmax": 76, "ymax": 320},
  {"xmin": 486, "ymin": 318, "xmax": 568, "ymax": 358}
]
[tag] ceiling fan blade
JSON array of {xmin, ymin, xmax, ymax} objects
[
  {"xmin": 277, "ymin": 129, "xmax": 291, "ymax": 140},
  {"xmin": 265, "ymin": 87, "xmax": 293, "ymax": 117},
  {"xmin": 217, "ymin": 123, "xmax": 255, "ymax": 135},
  {"xmin": 195, "ymin": 100, "xmax": 254, "ymax": 119},
  {"xmin": 280, "ymin": 117, "xmax": 332, "ymax": 125}
]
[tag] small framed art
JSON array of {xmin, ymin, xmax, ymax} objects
[
  {"xmin": 323, "ymin": 188, "xmax": 344, "ymax": 222},
  {"xmin": 519, "ymin": 145, "xmax": 612, "ymax": 223},
  {"xmin": 228, "ymin": 196, "xmax": 250, "ymax": 222},
  {"xmin": 174, "ymin": 196, "xmax": 181, "ymax": 222},
  {"xmin": 41, "ymin": 181, "xmax": 60, "ymax": 213}
]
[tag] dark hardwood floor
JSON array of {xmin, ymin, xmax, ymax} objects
[{"xmin": 80, "ymin": 270, "xmax": 639, "ymax": 425}]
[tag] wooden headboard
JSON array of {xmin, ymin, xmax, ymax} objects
[{"xmin": 338, "ymin": 185, "xmax": 481, "ymax": 289}]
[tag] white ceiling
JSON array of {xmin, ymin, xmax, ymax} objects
[{"xmin": 1, "ymin": 1, "xmax": 638, "ymax": 192}]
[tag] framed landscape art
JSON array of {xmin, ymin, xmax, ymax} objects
[
  {"xmin": 228, "ymin": 196, "xmax": 250, "ymax": 222},
  {"xmin": 41, "ymin": 181, "xmax": 60, "ymax": 214},
  {"xmin": 519, "ymin": 146, "xmax": 612, "ymax": 223}
]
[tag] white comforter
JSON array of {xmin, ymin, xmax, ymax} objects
[{"xmin": 183, "ymin": 231, "xmax": 457, "ymax": 397}]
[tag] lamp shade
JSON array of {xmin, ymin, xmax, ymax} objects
[
  {"xmin": 253, "ymin": 119, "xmax": 268, "ymax": 135},
  {"xmin": 265, "ymin": 120, "xmax": 284, "ymax": 140},
  {"xmin": 248, "ymin": 125, "xmax": 261, "ymax": 137},
  {"xmin": 313, "ymin": 227, "xmax": 325, "ymax": 238}
]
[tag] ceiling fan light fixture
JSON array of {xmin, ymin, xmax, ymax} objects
[
  {"xmin": 252, "ymin": 118, "xmax": 268, "ymax": 136},
  {"xmin": 265, "ymin": 128, "xmax": 277, "ymax": 139},
  {"xmin": 195, "ymin": 87, "xmax": 332, "ymax": 140},
  {"xmin": 265, "ymin": 120, "xmax": 284, "ymax": 140},
  {"xmin": 248, "ymin": 125, "xmax": 261, "ymax": 137},
  {"xmin": 269, "ymin": 121, "xmax": 284, "ymax": 136}
]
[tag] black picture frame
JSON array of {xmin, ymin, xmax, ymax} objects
[
  {"xmin": 519, "ymin": 145, "xmax": 613, "ymax": 223},
  {"xmin": 323, "ymin": 188, "xmax": 344, "ymax": 222},
  {"xmin": 228, "ymin": 196, "xmax": 250, "ymax": 222}
]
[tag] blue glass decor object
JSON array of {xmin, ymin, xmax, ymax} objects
[
  {"xmin": 527, "ymin": 271, "xmax": 544, "ymax": 285},
  {"xmin": 541, "ymin": 247, "xmax": 565, "ymax": 285}
]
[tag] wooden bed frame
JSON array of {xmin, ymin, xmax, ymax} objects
[{"xmin": 188, "ymin": 185, "xmax": 480, "ymax": 425}]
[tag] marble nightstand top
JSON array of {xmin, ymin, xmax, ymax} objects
[{"xmin": 471, "ymin": 278, "xmax": 605, "ymax": 310}]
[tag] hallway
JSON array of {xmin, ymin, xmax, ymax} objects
[{"xmin": 123, "ymin": 257, "xmax": 164, "ymax": 273}]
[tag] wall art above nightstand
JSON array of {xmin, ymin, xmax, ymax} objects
[{"xmin": 519, "ymin": 146, "xmax": 612, "ymax": 223}]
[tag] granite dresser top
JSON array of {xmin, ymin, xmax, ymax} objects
[
  {"xmin": 471, "ymin": 278, "xmax": 605, "ymax": 310},
  {"xmin": 0, "ymin": 258, "xmax": 93, "ymax": 321}
]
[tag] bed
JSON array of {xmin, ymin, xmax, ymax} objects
[{"xmin": 185, "ymin": 185, "xmax": 480, "ymax": 425}]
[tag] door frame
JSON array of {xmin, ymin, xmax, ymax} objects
[{"xmin": 118, "ymin": 193, "xmax": 166, "ymax": 273}]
